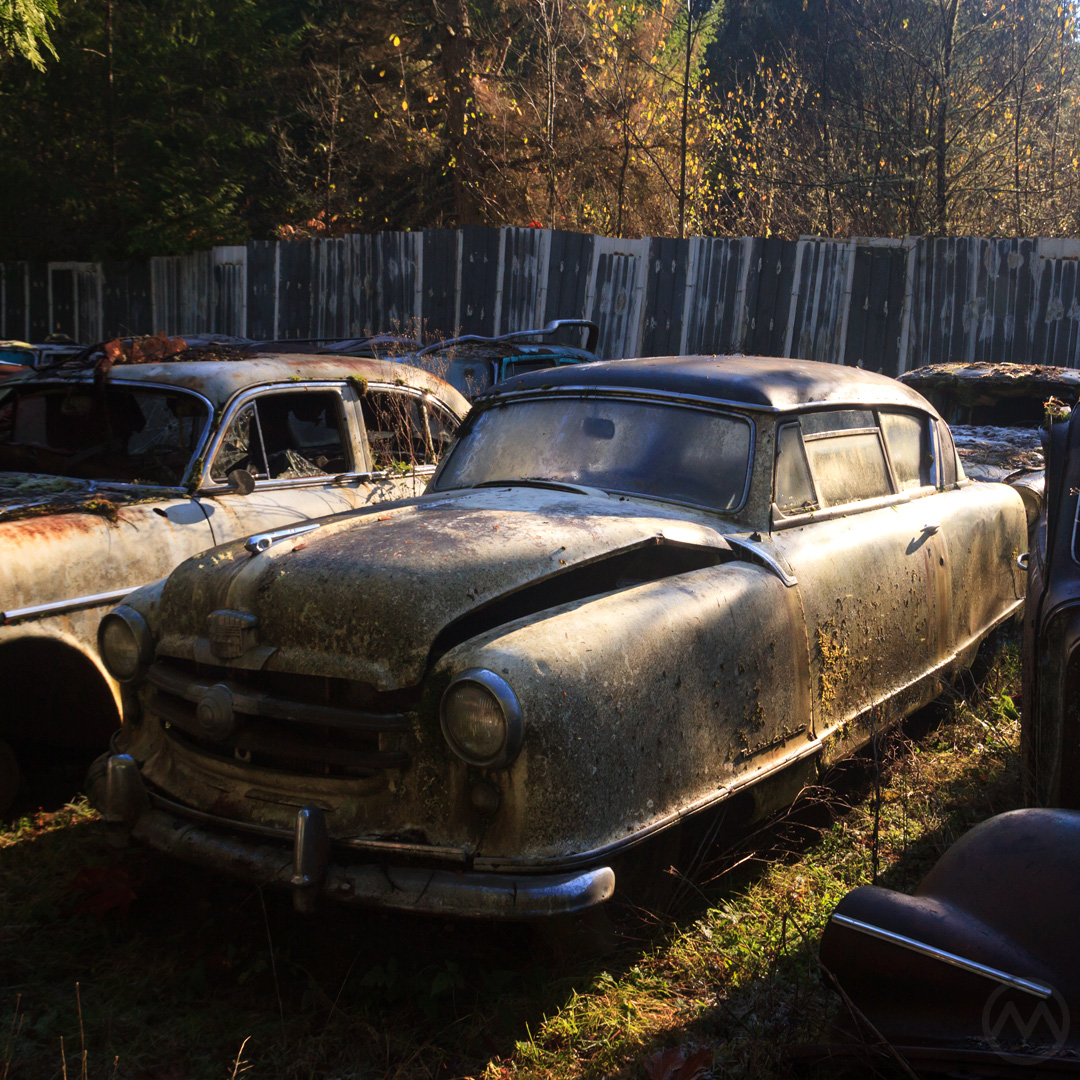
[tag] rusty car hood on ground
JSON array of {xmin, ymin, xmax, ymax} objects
[{"xmin": 154, "ymin": 486, "xmax": 734, "ymax": 690}]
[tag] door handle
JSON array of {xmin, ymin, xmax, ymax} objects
[
  {"xmin": 921, "ymin": 522, "xmax": 941, "ymax": 535},
  {"xmin": 1017, "ymin": 552, "xmax": 1029, "ymax": 570}
]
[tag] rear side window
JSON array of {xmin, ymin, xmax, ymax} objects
[
  {"xmin": 880, "ymin": 411, "xmax": 932, "ymax": 491},
  {"xmin": 774, "ymin": 422, "xmax": 817, "ymax": 513},
  {"xmin": 937, "ymin": 420, "xmax": 961, "ymax": 486},
  {"xmin": 802, "ymin": 412, "xmax": 892, "ymax": 507},
  {"xmin": 360, "ymin": 390, "xmax": 457, "ymax": 470}
]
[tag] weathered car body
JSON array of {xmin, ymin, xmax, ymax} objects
[
  {"xmin": 816, "ymin": 808, "xmax": 1080, "ymax": 1074},
  {"xmin": 1022, "ymin": 401, "xmax": 1080, "ymax": 809},
  {"xmin": 0, "ymin": 350, "xmax": 468, "ymax": 808},
  {"xmin": 91, "ymin": 356, "xmax": 1027, "ymax": 918},
  {"xmin": 366, "ymin": 319, "xmax": 601, "ymax": 400}
]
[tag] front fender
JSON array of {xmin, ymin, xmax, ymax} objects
[{"xmin": 435, "ymin": 561, "xmax": 812, "ymax": 862}]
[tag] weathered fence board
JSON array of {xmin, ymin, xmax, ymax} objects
[{"xmin": 16, "ymin": 227, "xmax": 1080, "ymax": 372}]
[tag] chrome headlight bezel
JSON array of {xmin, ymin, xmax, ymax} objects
[
  {"xmin": 98, "ymin": 605, "xmax": 154, "ymax": 683},
  {"xmin": 440, "ymin": 668, "xmax": 524, "ymax": 769}
]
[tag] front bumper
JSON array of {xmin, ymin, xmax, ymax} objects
[{"xmin": 89, "ymin": 754, "xmax": 615, "ymax": 918}]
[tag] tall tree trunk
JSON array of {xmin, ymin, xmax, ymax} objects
[
  {"xmin": 678, "ymin": 0, "xmax": 693, "ymax": 238},
  {"xmin": 933, "ymin": 0, "xmax": 960, "ymax": 235},
  {"xmin": 433, "ymin": 0, "xmax": 484, "ymax": 224}
]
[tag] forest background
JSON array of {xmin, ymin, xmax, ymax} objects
[{"xmin": 2, "ymin": 0, "xmax": 1079, "ymax": 262}]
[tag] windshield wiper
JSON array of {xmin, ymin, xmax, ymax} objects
[{"xmin": 471, "ymin": 477, "xmax": 610, "ymax": 498}]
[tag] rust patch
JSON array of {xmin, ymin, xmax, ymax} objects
[{"xmin": 0, "ymin": 507, "xmax": 105, "ymax": 542}]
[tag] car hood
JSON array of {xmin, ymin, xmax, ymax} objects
[{"xmin": 155, "ymin": 486, "xmax": 734, "ymax": 690}]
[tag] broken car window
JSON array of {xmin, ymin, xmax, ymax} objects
[
  {"xmin": 361, "ymin": 390, "xmax": 453, "ymax": 470},
  {"xmin": 0, "ymin": 383, "xmax": 209, "ymax": 485},
  {"xmin": 210, "ymin": 390, "xmax": 349, "ymax": 482},
  {"xmin": 432, "ymin": 397, "xmax": 753, "ymax": 512}
]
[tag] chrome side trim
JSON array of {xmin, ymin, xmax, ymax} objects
[
  {"xmin": 3, "ymin": 585, "xmax": 139, "ymax": 624},
  {"xmin": 245, "ymin": 521, "xmax": 322, "ymax": 554},
  {"xmin": 726, "ymin": 535, "xmax": 798, "ymax": 587},
  {"xmin": 830, "ymin": 913, "xmax": 1053, "ymax": 999}
]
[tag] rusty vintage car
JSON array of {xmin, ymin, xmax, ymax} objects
[
  {"xmin": 90, "ymin": 356, "xmax": 1027, "ymax": 918},
  {"xmin": 0, "ymin": 349, "xmax": 468, "ymax": 810}
]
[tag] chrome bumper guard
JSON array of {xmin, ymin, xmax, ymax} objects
[{"xmin": 94, "ymin": 755, "xmax": 615, "ymax": 918}]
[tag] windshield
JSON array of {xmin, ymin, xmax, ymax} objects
[
  {"xmin": 432, "ymin": 396, "xmax": 753, "ymax": 511},
  {"xmin": 0, "ymin": 382, "xmax": 210, "ymax": 485}
]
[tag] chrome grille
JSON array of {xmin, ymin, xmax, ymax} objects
[{"xmin": 146, "ymin": 659, "xmax": 413, "ymax": 777}]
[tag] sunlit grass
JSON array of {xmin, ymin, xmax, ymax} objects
[{"xmin": 0, "ymin": 638, "xmax": 1022, "ymax": 1079}]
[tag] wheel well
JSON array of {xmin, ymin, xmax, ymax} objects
[{"xmin": 0, "ymin": 637, "xmax": 119, "ymax": 750}]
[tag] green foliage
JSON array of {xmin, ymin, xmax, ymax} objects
[
  {"xmin": 0, "ymin": 0, "xmax": 310, "ymax": 259},
  {"xmin": 0, "ymin": 0, "xmax": 59, "ymax": 69}
]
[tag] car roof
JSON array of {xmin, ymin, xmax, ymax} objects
[
  {"xmin": 484, "ymin": 354, "xmax": 939, "ymax": 414},
  {"xmin": 10, "ymin": 354, "xmax": 471, "ymax": 415}
]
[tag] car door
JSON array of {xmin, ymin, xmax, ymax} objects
[
  {"xmin": 926, "ymin": 418, "xmax": 1026, "ymax": 663},
  {"xmin": 197, "ymin": 382, "xmax": 375, "ymax": 543},
  {"xmin": 769, "ymin": 407, "xmax": 948, "ymax": 746}
]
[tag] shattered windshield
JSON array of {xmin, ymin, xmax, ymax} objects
[
  {"xmin": 432, "ymin": 396, "xmax": 753, "ymax": 511},
  {"xmin": 0, "ymin": 382, "xmax": 209, "ymax": 485}
]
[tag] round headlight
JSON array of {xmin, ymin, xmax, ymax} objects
[
  {"xmin": 98, "ymin": 606, "xmax": 153, "ymax": 682},
  {"xmin": 440, "ymin": 669, "xmax": 524, "ymax": 768}
]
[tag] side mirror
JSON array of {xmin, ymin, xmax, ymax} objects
[{"xmin": 226, "ymin": 469, "xmax": 255, "ymax": 495}]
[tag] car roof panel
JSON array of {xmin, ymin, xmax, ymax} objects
[{"xmin": 483, "ymin": 355, "xmax": 939, "ymax": 414}]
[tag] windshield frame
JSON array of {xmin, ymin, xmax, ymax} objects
[
  {"xmin": 430, "ymin": 388, "xmax": 757, "ymax": 515},
  {"xmin": 0, "ymin": 377, "xmax": 216, "ymax": 491}
]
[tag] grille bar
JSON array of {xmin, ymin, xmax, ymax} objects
[{"xmin": 148, "ymin": 662, "xmax": 409, "ymax": 732}]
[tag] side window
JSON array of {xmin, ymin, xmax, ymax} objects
[
  {"xmin": 880, "ymin": 411, "xmax": 932, "ymax": 491},
  {"xmin": 937, "ymin": 420, "xmax": 961, "ymax": 487},
  {"xmin": 211, "ymin": 390, "xmax": 350, "ymax": 482},
  {"xmin": 774, "ymin": 422, "xmax": 817, "ymax": 514},
  {"xmin": 802, "ymin": 409, "xmax": 893, "ymax": 507},
  {"xmin": 361, "ymin": 390, "xmax": 457, "ymax": 470}
]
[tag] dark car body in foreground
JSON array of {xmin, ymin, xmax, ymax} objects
[
  {"xmin": 817, "ymin": 808, "xmax": 1079, "ymax": 1074},
  {"xmin": 90, "ymin": 357, "xmax": 1027, "ymax": 918},
  {"xmin": 1023, "ymin": 402, "xmax": 1080, "ymax": 808}
]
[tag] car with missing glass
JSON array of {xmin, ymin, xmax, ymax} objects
[
  {"xmin": 0, "ymin": 338, "xmax": 468, "ymax": 810},
  {"xmin": 91, "ymin": 356, "xmax": 1028, "ymax": 918}
]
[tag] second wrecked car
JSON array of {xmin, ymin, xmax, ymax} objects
[
  {"xmin": 91, "ymin": 357, "xmax": 1028, "ymax": 917},
  {"xmin": 0, "ymin": 344, "xmax": 468, "ymax": 809}
]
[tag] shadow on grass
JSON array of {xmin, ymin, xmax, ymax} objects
[{"xmin": 0, "ymin": 640, "xmax": 1023, "ymax": 1080}]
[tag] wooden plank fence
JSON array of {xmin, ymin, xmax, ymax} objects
[{"xmin": 6, "ymin": 229, "xmax": 1080, "ymax": 373}]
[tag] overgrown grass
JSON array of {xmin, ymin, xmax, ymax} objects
[{"xmin": 0, "ymin": 638, "xmax": 1023, "ymax": 1080}]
